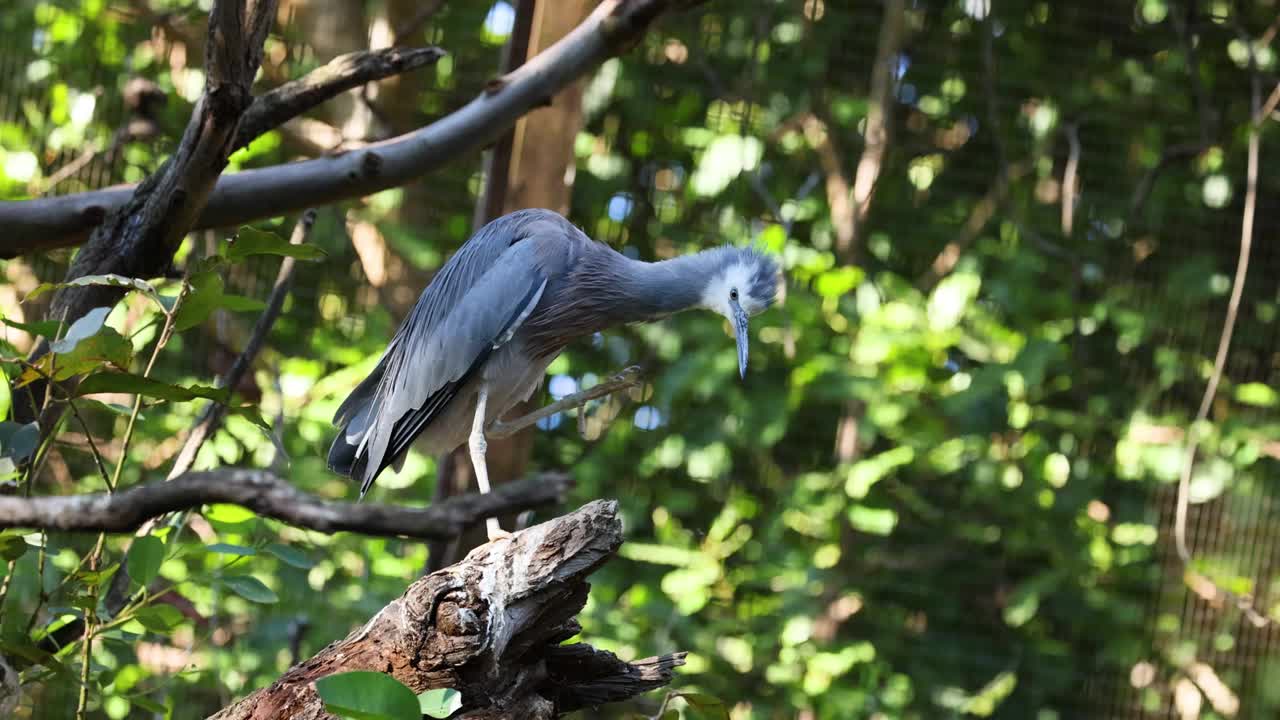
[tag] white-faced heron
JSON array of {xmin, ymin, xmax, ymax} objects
[{"xmin": 327, "ymin": 208, "xmax": 779, "ymax": 539}]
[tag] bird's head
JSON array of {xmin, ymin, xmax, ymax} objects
[{"xmin": 699, "ymin": 247, "xmax": 780, "ymax": 378}]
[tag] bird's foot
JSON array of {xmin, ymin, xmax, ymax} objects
[{"xmin": 486, "ymin": 518, "xmax": 512, "ymax": 542}]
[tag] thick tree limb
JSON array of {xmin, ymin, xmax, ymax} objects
[
  {"xmin": 1, "ymin": 0, "xmax": 703, "ymax": 256},
  {"xmin": 0, "ymin": 468, "xmax": 572, "ymax": 539},
  {"xmin": 208, "ymin": 500, "xmax": 685, "ymax": 719}
]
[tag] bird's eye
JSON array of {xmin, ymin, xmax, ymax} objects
[{"xmin": 730, "ymin": 288, "xmax": 739, "ymax": 301}]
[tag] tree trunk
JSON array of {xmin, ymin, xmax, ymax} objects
[{"xmin": 207, "ymin": 500, "xmax": 684, "ymax": 719}]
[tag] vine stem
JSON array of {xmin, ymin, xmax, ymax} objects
[{"xmin": 75, "ymin": 278, "xmax": 188, "ymax": 719}]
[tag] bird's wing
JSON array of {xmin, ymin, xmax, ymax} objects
[{"xmin": 350, "ymin": 233, "xmax": 561, "ymax": 494}]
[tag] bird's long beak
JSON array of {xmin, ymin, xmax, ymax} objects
[{"xmin": 730, "ymin": 299, "xmax": 750, "ymax": 379}]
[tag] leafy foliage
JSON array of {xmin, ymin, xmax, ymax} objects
[{"xmin": 1, "ymin": 1, "xmax": 1278, "ymax": 719}]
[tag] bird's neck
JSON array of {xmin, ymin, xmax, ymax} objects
[{"xmin": 614, "ymin": 251, "xmax": 715, "ymax": 321}]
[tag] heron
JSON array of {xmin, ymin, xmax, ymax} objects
[{"xmin": 327, "ymin": 208, "xmax": 778, "ymax": 539}]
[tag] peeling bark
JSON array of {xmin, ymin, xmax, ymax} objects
[{"xmin": 208, "ymin": 500, "xmax": 685, "ymax": 720}]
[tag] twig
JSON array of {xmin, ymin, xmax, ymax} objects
[
  {"xmin": 0, "ymin": 468, "xmax": 572, "ymax": 539},
  {"xmin": 231, "ymin": 47, "xmax": 446, "ymax": 152},
  {"xmin": 167, "ymin": 209, "xmax": 317, "ymax": 479},
  {"xmin": 847, "ymin": 0, "xmax": 906, "ymax": 259},
  {"xmin": 1171, "ymin": 43, "xmax": 1267, "ymax": 625},
  {"xmin": 1061, "ymin": 123, "xmax": 1080, "ymax": 237},
  {"xmin": 487, "ymin": 366, "xmax": 644, "ymax": 439},
  {"xmin": 393, "ymin": 0, "xmax": 447, "ymax": 47},
  {"xmin": 110, "ymin": 275, "xmax": 189, "ymax": 491}
]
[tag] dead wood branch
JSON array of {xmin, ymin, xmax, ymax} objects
[
  {"xmin": 1, "ymin": 0, "xmax": 705, "ymax": 257},
  {"xmin": 208, "ymin": 500, "xmax": 685, "ymax": 719},
  {"xmin": 231, "ymin": 46, "xmax": 446, "ymax": 151},
  {"xmin": 0, "ymin": 468, "xmax": 571, "ymax": 539},
  {"xmin": 846, "ymin": 0, "xmax": 905, "ymax": 259}
]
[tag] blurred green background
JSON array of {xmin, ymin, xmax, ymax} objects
[{"xmin": 2, "ymin": 0, "xmax": 1280, "ymax": 718}]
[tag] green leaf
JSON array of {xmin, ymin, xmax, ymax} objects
[
  {"xmin": 74, "ymin": 562, "xmax": 119, "ymax": 590},
  {"xmin": 678, "ymin": 692, "xmax": 730, "ymax": 720},
  {"xmin": 0, "ymin": 532, "xmax": 28, "ymax": 562},
  {"xmin": 225, "ymin": 226, "xmax": 327, "ymax": 262},
  {"xmin": 218, "ymin": 294, "xmax": 267, "ymax": 312},
  {"xmin": 77, "ymin": 373, "xmax": 229, "ymax": 404},
  {"xmin": 204, "ymin": 504, "xmax": 256, "ymax": 524},
  {"xmin": 265, "ymin": 543, "xmax": 314, "ymax": 569},
  {"xmin": 222, "ymin": 575, "xmax": 278, "ymax": 604},
  {"xmin": 418, "ymin": 688, "xmax": 462, "ymax": 718},
  {"xmin": 315, "ymin": 671, "xmax": 422, "ymax": 720},
  {"xmin": 0, "ymin": 421, "xmax": 40, "ymax": 463},
  {"xmin": 815, "ymin": 266, "xmax": 864, "ymax": 299},
  {"xmin": 0, "ymin": 367, "xmax": 10, "ymax": 422},
  {"xmin": 207, "ymin": 543, "xmax": 257, "ymax": 557},
  {"xmin": 132, "ymin": 604, "xmax": 185, "ymax": 633},
  {"xmin": 127, "ymin": 536, "xmax": 165, "ymax": 588},
  {"xmin": 24, "ymin": 274, "xmax": 160, "ymax": 304},
  {"xmin": 48, "ymin": 326, "xmax": 133, "ymax": 379},
  {"xmin": 128, "ymin": 695, "xmax": 168, "ymax": 714},
  {"xmin": 173, "ymin": 271, "xmax": 225, "ymax": 332},
  {"xmin": 1, "ymin": 317, "xmax": 63, "ymax": 339},
  {"xmin": 173, "ymin": 271, "xmax": 274, "ymax": 331},
  {"xmin": 1235, "ymin": 382, "xmax": 1277, "ymax": 407}
]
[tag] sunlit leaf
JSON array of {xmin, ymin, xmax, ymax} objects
[
  {"xmin": 418, "ymin": 688, "xmax": 462, "ymax": 718},
  {"xmin": 1235, "ymin": 382, "xmax": 1277, "ymax": 407},
  {"xmin": 48, "ymin": 305, "xmax": 110, "ymax": 354},
  {"xmin": 48, "ymin": 326, "xmax": 133, "ymax": 379},
  {"xmin": 24, "ymin": 274, "xmax": 160, "ymax": 304},
  {"xmin": 315, "ymin": 671, "xmax": 420, "ymax": 720},
  {"xmin": 204, "ymin": 504, "xmax": 256, "ymax": 524}
]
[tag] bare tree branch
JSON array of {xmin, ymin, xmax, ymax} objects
[
  {"xmin": 1171, "ymin": 42, "xmax": 1268, "ymax": 627},
  {"xmin": 208, "ymin": 500, "xmax": 684, "ymax": 719},
  {"xmin": 1, "ymin": 0, "xmax": 705, "ymax": 257},
  {"xmin": 0, "ymin": 468, "xmax": 571, "ymax": 539},
  {"xmin": 846, "ymin": 0, "xmax": 905, "ymax": 260},
  {"xmin": 232, "ymin": 46, "xmax": 446, "ymax": 151}
]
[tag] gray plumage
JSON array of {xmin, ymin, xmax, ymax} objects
[{"xmin": 328, "ymin": 208, "xmax": 778, "ymax": 497}]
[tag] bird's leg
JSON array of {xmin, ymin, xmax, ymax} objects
[{"xmin": 469, "ymin": 384, "xmax": 509, "ymax": 541}]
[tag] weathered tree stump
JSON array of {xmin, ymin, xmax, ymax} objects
[{"xmin": 209, "ymin": 500, "xmax": 684, "ymax": 719}]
